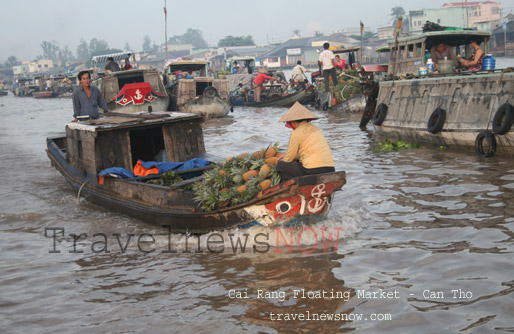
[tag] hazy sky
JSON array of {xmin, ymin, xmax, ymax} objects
[{"xmin": 1, "ymin": 0, "xmax": 513, "ymax": 61}]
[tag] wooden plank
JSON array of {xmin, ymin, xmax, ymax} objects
[{"xmin": 162, "ymin": 125, "xmax": 176, "ymax": 161}]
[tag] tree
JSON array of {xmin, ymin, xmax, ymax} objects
[
  {"xmin": 88, "ymin": 38, "xmax": 109, "ymax": 55},
  {"xmin": 314, "ymin": 31, "xmax": 323, "ymax": 37},
  {"xmin": 389, "ymin": 6, "xmax": 405, "ymax": 23},
  {"xmin": 58, "ymin": 45, "xmax": 75, "ymax": 65},
  {"xmin": 293, "ymin": 29, "xmax": 300, "ymax": 37},
  {"xmin": 76, "ymin": 38, "xmax": 89, "ymax": 62},
  {"xmin": 350, "ymin": 31, "xmax": 377, "ymax": 42},
  {"xmin": 168, "ymin": 28, "xmax": 208, "ymax": 48},
  {"xmin": 40, "ymin": 40, "xmax": 60, "ymax": 61},
  {"xmin": 217, "ymin": 35, "xmax": 255, "ymax": 47},
  {"xmin": 124, "ymin": 42, "xmax": 132, "ymax": 51},
  {"xmin": 143, "ymin": 35, "xmax": 155, "ymax": 52},
  {"xmin": 5, "ymin": 56, "xmax": 19, "ymax": 67}
]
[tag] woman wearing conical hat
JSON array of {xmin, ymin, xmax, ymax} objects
[{"xmin": 277, "ymin": 102, "xmax": 335, "ymax": 181}]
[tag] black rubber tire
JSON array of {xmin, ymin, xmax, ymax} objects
[
  {"xmin": 322, "ymin": 102, "xmax": 328, "ymax": 111},
  {"xmin": 475, "ymin": 130, "xmax": 497, "ymax": 158},
  {"xmin": 67, "ymin": 88, "xmax": 74, "ymax": 93},
  {"xmin": 492, "ymin": 103, "xmax": 514, "ymax": 135},
  {"xmin": 203, "ymin": 86, "xmax": 217, "ymax": 98},
  {"xmin": 427, "ymin": 108, "xmax": 446, "ymax": 134},
  {"xmin": 373, "ymin": 103, "xmax": 388, "ymax": 126}
]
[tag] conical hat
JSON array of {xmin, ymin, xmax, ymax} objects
[
  {"xmin": 278, "ymin": 102, "xmax": 320, "ymax": 122},
  {"xmin": 258, "ymin": 68, "xmax": 268, "ymax": 74}
]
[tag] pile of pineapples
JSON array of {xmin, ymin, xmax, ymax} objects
[{"xmin": 193, "ymin": 143, "xmax": 283, "ymax": 212}]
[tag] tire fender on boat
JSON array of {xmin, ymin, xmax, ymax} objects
[
  {"xmin": 474, "ymin": 130, "xmax": 497, "ymax": 158},
  {"xmin": 492, "ymin": 103, "xmax": 514, "ymax": 135},
  {"xmin": 427, "ymin": 108, "xmax": 446, "ymax": 134},
  {"xmin": 373, "ymin": 103, "xmax": 388, "ymax": 126},
  {"xmin": 203, "ymin": 87, "xmax": 218, "ymax": 98}
]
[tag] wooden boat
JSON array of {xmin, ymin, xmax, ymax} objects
[
  {"xmin": 165, "ymin": 60, "xmax": 231, "ymax": 119},
  {"xmin": 359, "ymin": 30, "xmax": 514, "ymax": 157},
  {"xmin": 46, "ymin": 112, "xmax": 345, "ymax": 233},
  {"xmin": 230, "ymin": 85, "xmax": 315, "ymax": 108},
  {"xmin": 92, "ymin": 52, "xmax": 170, "ymax": 113},
  {"xmin": 33, "ymin": 91, "xmax": 55, "ymax": 99}
]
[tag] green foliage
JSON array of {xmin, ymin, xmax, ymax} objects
[
  {"xmin": 4, "ymin": 56, "xmax": 19, "ymax": 67},
  {"xmin": 319, "ymin": 70, "xmax": 362, "ymax": 103},
  {"xmin": 375, "ymin": 138, "xmax": 421, "ymax": 151},
  {"xmin": 218, "ymin": 35, "xmax": 255, "ymax": 47},
  {"xmin": 148, "ymin": 170, "xmax": 183, "ymax": 186},
  {"xmin": 143, "ymin": 35, "xmax": 159, "ymax": 53},
  {"xmin": 168, "ymin": 28, "xmax": 208, "ymax": 48}
]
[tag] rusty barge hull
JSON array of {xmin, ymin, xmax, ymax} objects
[{"xmin": 374, "ymin": 71, "xmax": 514, "ymax": 155}]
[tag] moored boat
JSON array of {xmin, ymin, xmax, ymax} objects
[
  {"xmin": 46, "ymin": 112, "xmax": 346, "ymax": 233},
  {"xmin": 33, "ymin": 91, "xmax": 55, "ymax": 99},
  {"xmin": 230, "ymin": 85, "xmax": 315, "ymax": 108},
  {"xmin": 360, "ymin": 29, "xmax": 514, "ymax": 157},
  {"xmin": 165, "ymin": 60, "xmax": 231, "ymax": 119}
]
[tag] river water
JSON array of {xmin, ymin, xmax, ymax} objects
[{"xmin": 0, "ymin": 83, "xmax": 513, "ymax": 333}]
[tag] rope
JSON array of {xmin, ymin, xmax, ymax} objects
[{"xmin": 77, "ymin": 180, "xmax": 89, "ymax": 205}]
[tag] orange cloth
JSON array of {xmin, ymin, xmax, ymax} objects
[{"xmin": 133, "ymin": 160, "xmax": 160, "ymax": 176}]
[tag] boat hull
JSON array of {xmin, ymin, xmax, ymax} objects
[
  {"xmin": 178, "ymin": 96, "xmax": 231, "ymax": 119},
  {"xmin": 47, "ymin": 137, "xmax": 345, "ymax": 233},
  {"xmin": 33, "ymin": 91, "xmax": 55, "ymax": 99},
  {"xmin": 374, "ymin": 71, "xmax": 514, "ymax": 155},
  {"xmin": 231, "ymin": 86, "xmax": 315, "ymax": 108}
]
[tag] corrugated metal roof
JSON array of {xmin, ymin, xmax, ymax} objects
[{"xmin": 92, "ymin": 52, "xmax": 134, "ymax": 64}]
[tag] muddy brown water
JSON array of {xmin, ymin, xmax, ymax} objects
[{"xmin": 0, "ymin": 89, "xmax": 513, "ymax": 333}]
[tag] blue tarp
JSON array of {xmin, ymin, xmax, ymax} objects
[
  {"xmin": 98, "ymin": 158, "xmax": 211, "ymax": 180},
  {"xmin": 98, "ymin": 167, "xmax": 135, "ymax": 179}
]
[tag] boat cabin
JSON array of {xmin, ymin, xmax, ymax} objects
[
  {"xmin": 386, "ymin": 30, "xmax": 491, "ymax": 76},
  {"xmin": 96, "ymin": 69, "xmax": 167, "ymax": 103},
  {"xmin": 226, "ymin": 56, "xmax": 255, "ymax": 74},
  {"xmin": 64, "ymin": 112, "xmax": 205, "ymax": 176},
  {"xmin": 165, "ymin": 60, "xmax": 230, "ymax": 110}
]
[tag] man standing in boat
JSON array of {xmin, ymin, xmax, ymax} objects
[
  {"xmin": 291, "ymin": 60, "xmax": 311, "ymax": 86},
  {"xmin": 318, "ymin": 43, "xmax": 338, "ymax": 92},
  {"xmin": 105, "ymin": 57, "xmax": 121, "ymax": 73},
  {"xmin": 71, "ymin": 71, "xmax": 110, "ymax": 122}
]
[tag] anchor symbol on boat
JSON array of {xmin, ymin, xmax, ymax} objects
[{"xmin": 134, "ymin": 89, "xmax": 143, "ymax": 100}]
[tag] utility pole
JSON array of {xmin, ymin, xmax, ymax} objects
[{"xmin": 164, "ymin": 0, "xmax": 168, "ymax": 62}]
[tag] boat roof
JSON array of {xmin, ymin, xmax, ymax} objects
[
  {"xmin": 227, "ymin": 56, "xmax": 255, "ymax": 62},
  {"xmin": 332, "ymin": 47, "xmax": 360, "ymax": 54},
  {"xmin": 387, "ymin": 30, "xmax": 491, "ymax": 47},
  {"xmin": 166, "ymin": 60, "xmax": 208, "ymax": 72},
  {"xmin": 92, "ymin": 52, "xmax": 134, "ymax": 64}
]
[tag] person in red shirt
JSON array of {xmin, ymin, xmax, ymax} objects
[
  {"xmin": 122, "ymin": 59, "xmax": 133, "ymax": 71},
  {"xmin": 253, "ymin": 68, "xmax": 275, "ymax": 102}
]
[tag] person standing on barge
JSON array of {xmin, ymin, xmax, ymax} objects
[{"xmin": 72, "ymin": 71, "xmax": 110, "ymax": 122}]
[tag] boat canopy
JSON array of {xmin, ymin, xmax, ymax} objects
[
  {"xmin": 227, "ymin": 56, "xmax": 255, "ymax": 62},
  {"xmin": 92, "ymin": 52, "xmax": 135, "ymax": 67},
  {"xmin": 166, "ymin": 61, "xmax": 209, "ymax": 76},
  {"xmin": 332, "ymin": 47, "xmax": 360, "ymax": 54},
  {"xmin": 387, "ymin": 30, "xmax": 491, "ymax": 50}
]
